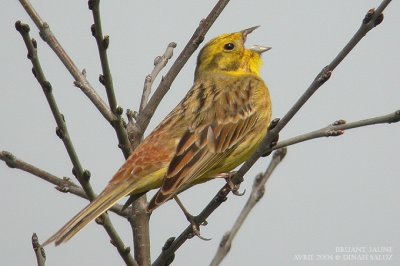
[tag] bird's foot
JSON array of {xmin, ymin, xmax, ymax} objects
[
  {"xmin": 225, "ymin": 172, "xmax": 246, "ymax": 196},
  {"xmin": 173, "ymin": 196, "xmax": 211, "ymax": 241}
]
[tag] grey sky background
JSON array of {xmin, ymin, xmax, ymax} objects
[{"xmin": 1, "ymin": 1, "xmax": 399, "ymax": 265}]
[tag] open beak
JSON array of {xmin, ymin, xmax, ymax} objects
[{"xmin": 241, "ymin": 26, "xmax": 271, "ymax": 54}]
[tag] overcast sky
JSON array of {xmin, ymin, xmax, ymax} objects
[{"xmin": 1, "ymin": 1, "xmax": 399, "ymax": 265}]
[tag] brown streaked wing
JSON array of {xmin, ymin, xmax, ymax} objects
[{"xmin": 147, "ymin": 77, "xmax": 261, "ymax": 211}]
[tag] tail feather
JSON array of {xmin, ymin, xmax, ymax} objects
[{"xmin": 43, "ymin": 182, "xmax": 132, "ymax": 246}]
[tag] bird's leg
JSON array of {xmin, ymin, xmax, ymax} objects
[
  {"xmin": 262, "ymin": 118, "xmax": 280, "ymax": 157},
  {"xmin": 222, "ymin": 171, "xmax": 246, "ymax": 196},
  {"xmin": 173, "ymin": 195, "xmax": 211, "ymax": 241}
]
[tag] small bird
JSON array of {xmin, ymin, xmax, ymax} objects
[{"xmin": 44, "ymin": 26, "xmax": 272, "ymax": 246}]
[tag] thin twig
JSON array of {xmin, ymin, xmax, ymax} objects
[
  {"xmin": 274, "ymin": 110, "xmax": 400, "ymax": 150},
  {"xmin": 140, "ymin": 42, "xmax": 177, "ymax": 114},
  {"xmin": 127, "ymin": 42, "xmax": 177, "ymax": 150},
  {"xmin": 210, "ymin": 148, "xmax": 287, "ymax": 266},
  {"xmin": 18, "ymin": 0, "xmax": 115, "ymax": 123},
  {"xmin": 0, "ymin": 150, "xmax": 129, "ymax": 217},
  {"xmin": 88, "ymin": 0, "xmax": 132, "ymax": 158},
  {"xmin": 32, "ymin": 233, "xmax": 46, "ymax": 266},
  {"xmin": 89, "ymin": 0, "xmax": 117, "ymax": 113},
  {"xmin": 131, "ymin": 0, "xmax": 231, "ymax": 143},
  {"xmin": 15, "ymin": 21, "xmax": 136, "ymax": 266},
  {"xmin": 152, "ymin": 2, "xmax": 391, "ymax": 264}
]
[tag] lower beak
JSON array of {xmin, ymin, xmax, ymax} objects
[{"xmin": 249, "ymin": 45, "xmax": 272, "ymax": 54}]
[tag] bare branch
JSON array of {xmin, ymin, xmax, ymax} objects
[
  {"xmin": 88, "ymin": 0, "xmax": 132, "ymax": 158},
  {"xmin": 32, "ymin": 233, "xmax": 46, "ymax": 266},
  {"xmin": 210, "ymin": 149, "xmax": 287, "ymax": 265},
  {"xmin": 1, "ymin": 150, "xmax": 84, "ymax": 197},
  {"xmin": 18, "ymin": 0, "xmax": 115, "ymax": 123},
  {"xmin": 15, "ymin": 21, "xmax": 136, "ymax": 266},
  {"xmin": 152, "ymin": 2, "xmax": 392, "ymax": 263},
  {"xmin": 0, "ymin": 150, "xmax": 129, "ymax": 217},
  {"xmin": 275, "ymin": 110, "xmax": 400, "ymax": 150},
  {"xmin": 131, "ymin": 0, "xmax": 231, "ymax": 143}
]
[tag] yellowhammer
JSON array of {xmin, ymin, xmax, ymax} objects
[{"xmin": 44, "ymin": 26, "xmax": 272, "ymax": 246}]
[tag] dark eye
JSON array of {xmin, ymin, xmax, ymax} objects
[{"xmin": 224, "ymin": 43, "xmax": 235, "ymax": 51}]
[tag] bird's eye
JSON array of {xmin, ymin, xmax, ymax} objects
[{"xmin": 224, "ymin": 43, "xmax": 235, "ymax": 51}]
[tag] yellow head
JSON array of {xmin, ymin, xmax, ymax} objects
[{"xmin": 195, "ymin": 26, "xmax": 271, "ymax": 79}]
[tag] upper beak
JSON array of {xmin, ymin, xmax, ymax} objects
[
  {"xmin": 249, "ymin": 45, "xmax": 272, "ymax": 54},
  {"xmin": 241, "ymin": 25, "xmax": 260, "ymax": 38}
]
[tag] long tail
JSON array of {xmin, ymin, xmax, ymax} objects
[{"xmin": 43, "ymin": 182, "xmax": 132, "ymax": 246}]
